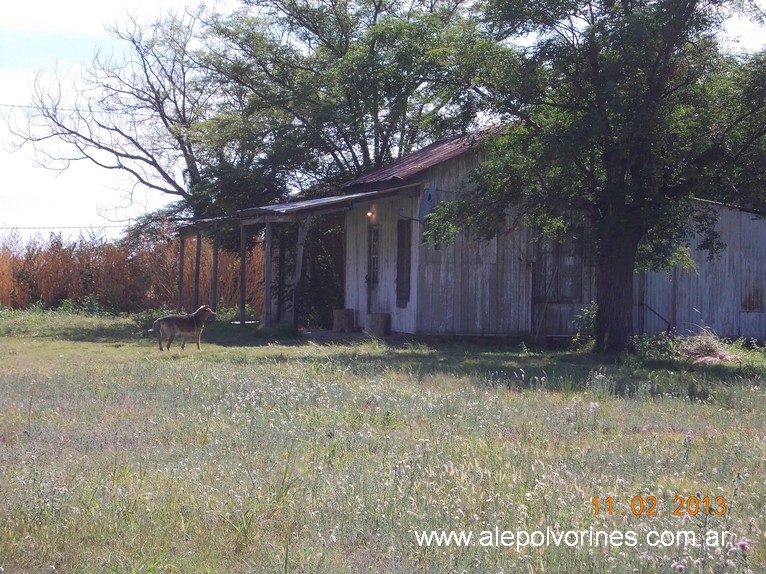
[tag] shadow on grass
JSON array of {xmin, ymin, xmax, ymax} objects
[
  {"xmin": 56, "ymin": 322, "xmax": 144, "ymax": 342},
  {"xmin": 6, "ymin": 312, "xmax": 760, "ymax": 397},
  {"xmin": 0, "ymin": 312, "xmax": 143, "ymax": 343},
  {"xmin": 167, "ymin": 322, "xmax": 765, "ymax": 393}
]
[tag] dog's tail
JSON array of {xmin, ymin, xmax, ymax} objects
[{"xmin": 149, "ymin": 319, "xmax": 160, "ymax": 333}]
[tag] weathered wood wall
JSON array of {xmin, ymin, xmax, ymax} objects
[
  {"xmin": 344, "ymin": 157, "xmax": 766, "ymax": 340},
  {"xmin": 413, "ymin": 153, "xmax": 534, "ymax": 335},
  {"xmin": 416, "ymin": 220, "xmax": 535, "ymax": 335},
  {"xmin": 344, "ymin": 150, "xmax": 598, "ymax": 337},
  {"xmin": 635, "ymin": 202, "xmax": 766, "ymax": 339},
  {"xmin": 345, "ymin": 192, "xmax": 421, "ymax": 333}
]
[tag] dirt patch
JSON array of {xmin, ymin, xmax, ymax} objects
[{"xmin": 685, "ymin": 350, "xmax": 738, "ymax": 365}]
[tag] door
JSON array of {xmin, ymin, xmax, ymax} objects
[
  {"xmin": 532, "ymin": 231, "xmax": 584, "ymax": 337},
  {"xmin": 367, "ymin": 225, "xmax": 380, "ymax": 313}
]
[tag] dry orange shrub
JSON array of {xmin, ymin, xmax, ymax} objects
[
  {"xmin": 0, "ymin": 231, "xmax": 264, "ymax": 316},
  {"xmin": 175, "ymin": 235, "xmax": 264, "ymax": 315}
]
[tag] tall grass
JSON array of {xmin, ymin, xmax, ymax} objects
[
  {"xmin": 0, "ymin": 229, "xmax": 263, "ymax": 315},
  {"xmin": 0, "ymin": 315, "xmax": 764, "ymax": 573}
]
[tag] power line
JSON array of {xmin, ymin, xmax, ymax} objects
[
  {"xmin": 0, "ymin": 103, "xmax": 36, "ymax": 110},
  {"xmin": 0, "ymin": 224, "xmax": 130, "ymax": 231},
  {"xmin": 0, "ymin": 102, "xmax": 159, "ymax": 117},
  {"xmin": 0, "ymin": 102, "xmax": 84, "ymax": 113}
]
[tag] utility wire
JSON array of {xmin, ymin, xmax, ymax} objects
[{"xmin": 0, "ymin": 225, "xmax": 130, "ymax": 230}]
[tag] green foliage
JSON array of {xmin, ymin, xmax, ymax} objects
[
  {"xmin": 132, "ymin": 306, "xmax": 176, "ymax": 332},
  {"xmin": 433, "ymin": 0, "xmax": 766, "ymax": 351},
  {"xmin": 423, "ymin": 199, "xmax": 463, "ymax": 246},
  {"xmin": 632, "ymin": 330, "xmax": 682, "ymax": 360},
  {"xmin": 212, "ymin": 304, "xmax": 257, "ymax": 323},
  {"xmin": 206, "ymin": 0, "xmax": 483, "ymax": 188},
  {"xmin": 571, "ymin": 301, "xmax": 598, "ymax": 344},
  {"xmin": 631, "ymin": 327, "xmax": 737, "ymax": 362},
  {"xmin": 25, "ymin": 299, "xmax": 48, "ymax": 314},
  {"xmin": 57, "ymin": 295, "xmax": 109, "ymax": 316}
]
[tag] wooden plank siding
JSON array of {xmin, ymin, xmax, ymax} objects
[
  {"xmin": 344, "ymin": 149, "xmax": 591, "ymax": 337},
  {"xmin": 344, "ymin": 194, "xmax": 420, "ymax": 333},
  {"xmin": 415, "ymin": 154, "xmax": 529, "ymax": 335},
  {"xmin": 636, "ymin": 203, "xmax": 766, "ymax": 339},
  {"xmin": 416, "ymin": 221, "xmax": 534, "ymax": 335},
  {"xmin": 341, "ymin": 146, "xmax": 766, "ymax": 339}
]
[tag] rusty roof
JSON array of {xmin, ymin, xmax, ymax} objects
[
  {"xmin": 228, "ymin": 131, "xmax": 488, "ymax": 223},
  {"xmin": 237, "ymin": 184, "xmax": 421, "ymax": 221},
  {"xmin": 341, "ymin": 131, "xmax": 485, "ymax": 190}
]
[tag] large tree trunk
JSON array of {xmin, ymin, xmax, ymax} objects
[{"xmin": 595, "ymin": 226, "xmax": 643, "ymax": 353}]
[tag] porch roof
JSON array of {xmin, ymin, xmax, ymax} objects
[{"xmin": 237, "ymin": 183, "xmax": 421, "ymax": 224}]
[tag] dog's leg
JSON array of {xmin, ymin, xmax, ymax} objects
[
  {"xmin": 154, "ymin": 320, "xmax": 164, "ymax": 351},
  {"xmin": 181, "ymin": 336, "xmax": 186, "ymax": 350},
  {"xmin": 167, "ymin": 334, "xmax": 175, "ymax": 350}
]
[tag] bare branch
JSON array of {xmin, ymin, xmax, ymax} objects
[{"xmin": 8, "ymin": 8, "xmax": 218, "ymax": 209}]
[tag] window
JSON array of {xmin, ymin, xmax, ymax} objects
[
  {"xmin": 396, "ymin": 220, "xmax": 412, "ymax": 307},
  {"xmin": 533, "ymin": 232, "xmax": 583, "ymax": 303}
]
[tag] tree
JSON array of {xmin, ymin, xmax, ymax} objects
[
  {"xmin": 429, "ymin": 0, "xmax": 766, "ymax": 352},
  {"xmin": 201, "ymin": 0, "xmax": 486, "ymax": 327},
  {"xmin": 12, "ymin": 7, "xmax": 300, "ymax": 248},
  {"xmin": 206, "ymin": 0, "xmax": 483, "ymax": 186},
  {"xmin": 13, "ymin": 9, "xmax": 214, "ymax": 212}
]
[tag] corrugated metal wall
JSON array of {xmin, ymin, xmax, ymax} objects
[{"xmin": 636, "ymin": 203, "xmax": 766, "ymax": 338}]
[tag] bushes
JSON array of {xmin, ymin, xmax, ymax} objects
[
  {"xmin": 0, "ymin": 230, "xmax": 263, "ymax": 315},
  {"xmin": 632, "ymin": 327, "xmax": 739, "ymax": 363}
]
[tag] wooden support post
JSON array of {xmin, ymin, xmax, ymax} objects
[
  {"xmin": 177, "ymin": 236, "xmax": 185, "ymax": 311},
  {"xmin": 292, "ymin": 216, "xmax": 312, "ymax": 329},
  {"xmin": 240, "ymin": 225, "xmax": 247, "ymax": 325},
  {"xmin": 193, "ymin": 230, "xmax": 202, "ymax": 309},
  {"xmin": 277, "ymin": 240, "xmax": 286, "ymax": 323},
  {"xmin": 211, "ymin": 236, "xmax": 219, "ymax": 317},
  {"xmin": 264, "ymin": 221, "xmax": 273, "ymax": 328}
]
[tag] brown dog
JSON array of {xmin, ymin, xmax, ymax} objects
[{"xmin": 151, "ymin": 305, "xmax": 216, "ymax": 351}]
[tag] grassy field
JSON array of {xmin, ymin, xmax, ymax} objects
[{"xmin": 0, "ymin": 309, "xmax": 764, "ymax": 573}]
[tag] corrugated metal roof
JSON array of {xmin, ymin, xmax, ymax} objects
[
  {"xmin": 341, "ymin": 131, "xmax": 485, "ymax": 189},
  {"xmin": 233, "ymin": 131, "xmax": 486, "ymax": 222},
  {"xmin": 237, "ymin": 184, "xmax": 420, "ymax": 220}
]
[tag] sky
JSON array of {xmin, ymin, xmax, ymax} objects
[
  {"xmin": 0, "ymin": 3, "xmax": 765, "ymax": 243},
  {"xmin": 0, "ymin": 0, "xmax": 237, "ymax": 242}
]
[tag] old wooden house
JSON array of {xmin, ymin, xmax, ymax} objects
[{"xmin": 238, "ymin": 132, "xmax": 766, "ymax": 340}]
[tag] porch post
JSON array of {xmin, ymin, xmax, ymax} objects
[
  {"xmin": 193, "ymin": 230, "xmax": 202, "ymax": 309},
  {"xmin": 211, "ymin": 236, "xmax": 219, "ymax": 316},
  {"xmin": 240, "ymin": 224, "xmax": 247, "ymax": 325},
  {"xmin": 177, "ymin": 235, "xmax": 185, "ymax": 311},
  {"xmin": 264, "ymin": 221, "xmax": 273, "ymax": 328},
  {"xmin": 292, "ymin": 216, "xmax": 313, "ymax": 329}
]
